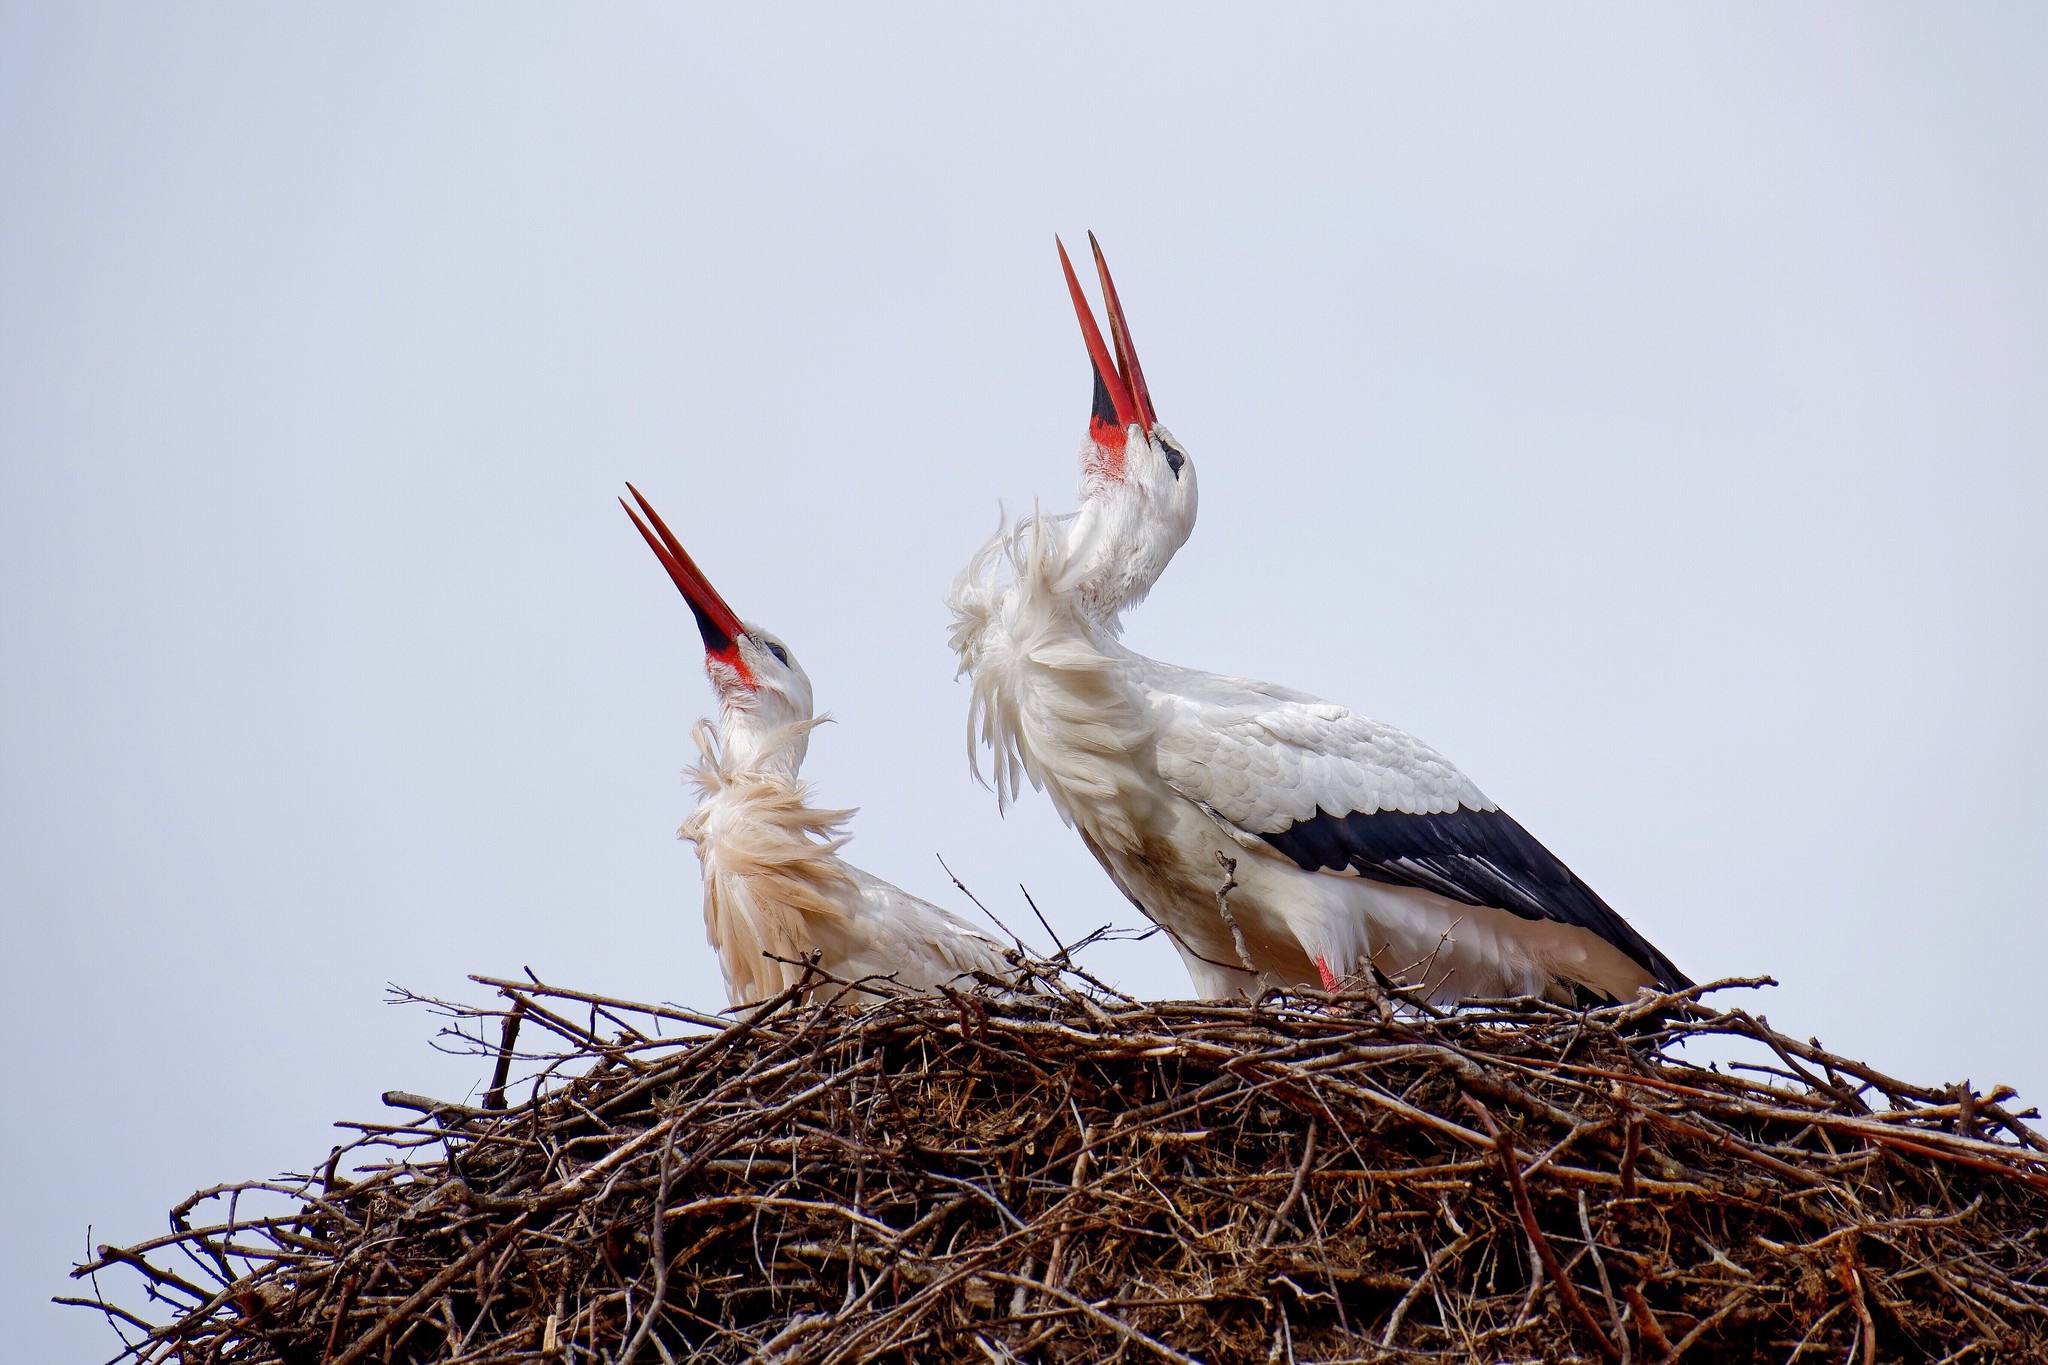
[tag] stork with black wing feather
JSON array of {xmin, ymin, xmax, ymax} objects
[{"xmin": 949, "ymin": 237, "xmax": 1688, "ymax": 1004}]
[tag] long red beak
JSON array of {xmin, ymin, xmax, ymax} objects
[
  {"xmin": 1088, "ymin": 232, "xmax": 1156, "ymax": 430},
  {"xmin": 620, "ymin": 483, "xmax": 752, "ymax": 680},
  {"xmin": 1056, "ymin": 234, "xmax": 1158, "ymax": 437}
]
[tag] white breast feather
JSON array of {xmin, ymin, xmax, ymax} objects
[
  {"xmin": 680, "ymin": 719, "xmax": 1008, "ymax": 1005},
  {"xmin": 947, "ymin": 512, "xmax": 1157, "ymax": 854}
]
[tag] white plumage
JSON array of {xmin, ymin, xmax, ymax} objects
[
  {"xmin": 1143, "ymin": 662, "xmax": 1490, "ymax": 825},
  {"xmin": 681, "ymin": 716, "xmax": 1014, "ymax": 1006},
  {"xmin": 624, "ymin": 485, "xmax": 1012, "ymax": 1008},
  {"xmin": 949, "ymin": 238, "xmax": 1688, "ymax": 1005}
]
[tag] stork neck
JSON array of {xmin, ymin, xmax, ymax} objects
[
  {"xmin": 714, "ymin": 703, "xmax": 810, "ymax": 780},
  {"xmin": 1065, "ymin": 496, "xmax": 1178, "ymax": 633}
]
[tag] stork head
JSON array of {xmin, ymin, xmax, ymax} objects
[
  {"xmin": 622, "ymin": 483, "xmax": 816, "ymax": 776},
  {"xmin": 1059, "ymin": 234, "xmax": 1198, "ymax": 628}
]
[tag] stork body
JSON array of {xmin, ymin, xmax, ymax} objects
[
  {"xmin": 949, "ymin": 239, "xmax": 1688, "ymax": 1004},
  {"xmin": 625, "ymin": 486, "xmax": 1011, "ymax": 1007}
]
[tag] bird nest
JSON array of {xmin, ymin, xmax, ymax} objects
[{"xmin": 68, "ymin": 962, "xmax": 2048, "ymax": 1364}]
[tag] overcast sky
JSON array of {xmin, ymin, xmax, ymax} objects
[{"xmin": 5, "ymin": 6, "xmax": 2045, "ymax": 1357}]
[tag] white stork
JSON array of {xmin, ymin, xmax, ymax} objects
[
  {"xmin": 623, "ymin": 484, "xmax": 1013, "ymax": 1007},
  {"xmin": 949, "ymin": 240, "xmax": 1690, "ymax": 1005}
]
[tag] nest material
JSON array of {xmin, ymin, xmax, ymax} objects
[{"xmin": 69, "ymin": 967, "xmax": 2048, "ymax": 1364}]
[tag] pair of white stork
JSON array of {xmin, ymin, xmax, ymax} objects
[{"xmin": 624, "ymin": 238, "xmax": 1689, "ymax": 1010}]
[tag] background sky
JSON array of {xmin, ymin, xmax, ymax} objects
[{"xmin": 5, "ymin": 6, "xmax": 2045, "ymax": 1357}]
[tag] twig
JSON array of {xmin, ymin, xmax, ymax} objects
[
  {"xmin": 618, "ymin": 1119, "xmax": 681, "ymax": 1364},
  {"xmin": 1463, "ymin": 1094, "xmax": 1621, "ymax": 1362},
  {"xmin": 1261, "ymin": 1119, "xmax": 1318, "ymax": 1247},
  {"xmin": 483, "ymin": 1003, "xmax": 526, "ymax": 1111},
  {"xmin": 1834, "ymin": 1237, "xmax": 1878, "ymax": 1365},
  {"xmin": 328, "ymin": 1213, "xmax": 530, "ymax": 1365},
  {"xmin": 1214, "ymin": 852, "xmax": 1256, "ymax": 974},
  {"xmin": 982, "ymin": 1272, "xmax": 1204, "ymax": 1365}
]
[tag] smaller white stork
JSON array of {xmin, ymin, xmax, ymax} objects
[{"xmin": 622, "ymin": 484, "xmax": 1013, "ymax": 1008}]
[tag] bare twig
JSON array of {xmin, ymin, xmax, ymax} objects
[
  {"xmin": 483, "ymin": 1002, "xmax": 526, "ymax": 1111},
  {"xmin": 1464, "ymin": 1094, "xmax": 1621, "ymax": 1362},
  {"xmin": 1214, "ymin": 852, "xmax": 1256, "ymax": 974}
]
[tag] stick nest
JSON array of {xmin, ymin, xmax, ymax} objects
[{"xmin": 69, "ymin": 968, "xmax": 2048, "ymax": 1363}]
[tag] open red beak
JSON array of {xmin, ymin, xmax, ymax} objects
[
  {"xmin": 621, "ymin": 483, "xmax": 754, "ymax": 683},
  {"xmin": 1057, "ymin": 233, "xmax": 1158, "ymax": 445}
]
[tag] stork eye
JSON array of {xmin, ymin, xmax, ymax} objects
[
  {"xmin": 1161, "ymin": 441, "xmax": 1186, "ymax": 478},
  {"xmin": 765, "ymin": 641, "xmax": 789, "ymax": 666}
]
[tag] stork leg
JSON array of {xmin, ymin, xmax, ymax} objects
[{"xmin": 1315, "ymin": 956, "xmax": 1340, "ymax": 992}]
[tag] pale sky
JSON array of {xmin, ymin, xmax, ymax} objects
[{"xmin": 5, "ymin": 7, "xmax": 2044, "ymax": 1357}]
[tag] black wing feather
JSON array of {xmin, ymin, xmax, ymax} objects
[{"xmin": 1262, "ymin": 806, "xmax": 1691, "ymax": 990}]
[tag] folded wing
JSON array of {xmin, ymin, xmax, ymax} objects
[{"xmin": 1141, "ymin": 660, "xmax": 1690, "ymax": 990}]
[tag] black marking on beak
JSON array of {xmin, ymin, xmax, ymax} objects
[{"xmin": 1091, "ymin": 368, "xmax": 1121, "ymax": 430}]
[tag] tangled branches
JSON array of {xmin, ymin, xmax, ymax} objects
[{"xmin": 67, "ymin": 968, "xmax": 2048, "ymax": 1363}]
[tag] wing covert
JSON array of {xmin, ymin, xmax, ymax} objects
[{"xmin": 1146, "ymin": 677, "xmax": 1490, "ymax": 831}]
